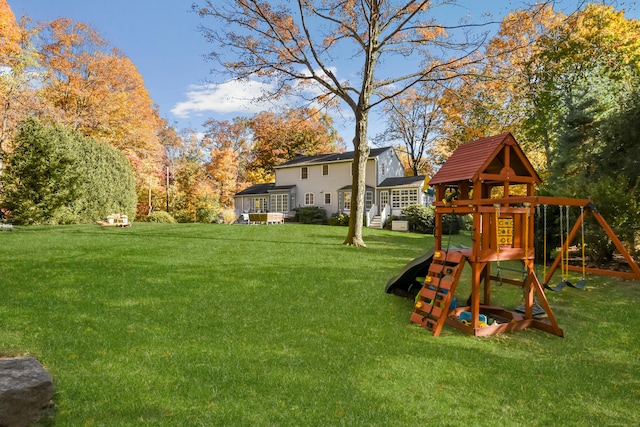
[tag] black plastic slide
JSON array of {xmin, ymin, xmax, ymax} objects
[{"xmin": 384, "ymin": 246, "xmax": 436, "ymax": 299}]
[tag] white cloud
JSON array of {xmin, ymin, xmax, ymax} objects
[{"xmin": 171, "ymin": 80, "xmax": 283, "ymax": 118}]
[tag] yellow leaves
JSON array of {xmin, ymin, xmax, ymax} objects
[{"xmin": 0, "ymin": 1, "xmax": 21, "ymax": 55}]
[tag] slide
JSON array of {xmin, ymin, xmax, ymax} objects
[{"xmin": 385, "ymin": 246, "xmax": 435, "ymax": 299}]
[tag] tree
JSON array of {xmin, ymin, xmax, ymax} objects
[
  {"xmin": 436, "ymin": 3, "xmax": 565, "ymax": 170},
  {"xmin": 194, "ymin": 0, "xmax": 497, "ymax": 246},
  {"xmin": 1, "ymin": 118, "xmax": 80, "ymax": 224},
  {"xmin": 0, "ymin": 2, "xmax": 39, "ymax": 165},
  {"xmin": 378, "ymin": 83, "xmax": 445, "ymax": 176},
  {"xmin": 35, "ymin": 18, "xmax": 165, "ymax": 185},
  {"xmin": 0, "ymin": 0, "xmax": 21, "ymax": 63},
  {"xmin": 202, "ymin": 117, "xmax": 252, "ymax": 207},
  {"xmin": 68, "ymin": 129, "xmax": 138, "ymax": 223},
  {"xmin": 452, "ymin": 4, "xmax": 640, "ymax": 173},
  {"xmin": 247, "ymin": 107, "xmax": 342, "ymax": 181},
  {"xmin": 1, "ymin": 117, "xmax": 137, "ymax": 224},
  {"xmin": 170, "ymin": 129, "xmax": 219, "ymax": 223}
]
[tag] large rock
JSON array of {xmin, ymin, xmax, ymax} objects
[{"xmin": 0, "ymin": 357, "xmax": 53, "ymax": 427}]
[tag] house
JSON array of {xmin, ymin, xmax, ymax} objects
[{"xmin": 233, "ymin": 147, "xmax": 431, "ymax": 227}]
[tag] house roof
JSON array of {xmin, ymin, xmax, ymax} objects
[
  {"xmin": 276, "ymin": 147, "xmax": 392, "ymax": 168},
  {"xmin": 234, "ymin": 183, "xmax": 275, "ymax": 196},
  {"xmin": 378, "ymin": 176, "xmax": 426, "ymax": 189},
  {"xmin": 430, "ymin": 132, "xmax": 541, "ymax": 185},
  {"xmin": 234, "ymin": 183, "xmax": 295, "ymax": 197},
  {"xmin": 338, "ymin": 184, "xmax": 375, "ymax": 191}
]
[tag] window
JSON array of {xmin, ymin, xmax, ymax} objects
[
  {"xmin": 391, "ymin": 188, "xmax": 418, "ymax": 209},
  {"xmin": 380, "ymin": 191, "xmax": 389, "ymax": 208},
  {"xmin": 365, "ymin": 191, "xmax": 373, "ymax": 210},
  {"xmin": 324, "ymin": 193, "xmax": 331, "ymax": 204},
  {"xmin": 322, "ymin": 164, "xmax": 329, "ymax": 176},
  {"xmin": 270, "ymin": 194, "xmax": 289, "ymax": 212},
  {"xmin": 252, "ymin": 197, "xmax": 267, "ymax": 212},
  {"xmin": 305, "ymin": 192, "xmax": 314, "ymax": 205},
  {"xmin": 343, "ymin": 191, "xmax": 351, "ymax": 211},
  {"xmin": 301, "ymin": 166, "xmax": 308, "ymax": 179}
]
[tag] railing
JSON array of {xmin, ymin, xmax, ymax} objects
[
  {"xmin": 380, "ymin": 203, "xmax": 391, "ymax": 227},
  {"xmin": 366, "ymin": 204, "xmax": 377, "ymax": 227}
]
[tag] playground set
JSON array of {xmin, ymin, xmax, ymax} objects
[{"xmin": 386, "ymin": 132, "xmax": 640, "ymax": 337}]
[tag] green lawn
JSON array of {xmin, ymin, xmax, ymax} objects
[{"xmin": 1, "ymin": 223, "xmax": 639, "ymax": 426}]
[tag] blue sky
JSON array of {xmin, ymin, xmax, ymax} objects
[{"xmin": 8, "ymin": 0, "xmax": 639, "ymax": 144}]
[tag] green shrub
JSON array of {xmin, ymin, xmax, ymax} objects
[
  {"xmin": 401, "ymin": 204, "xmax": 435, "ymax": 234},
  {"xmin": 1, "ymin": 118, "xmax": 81, "ymax": 225},
  {"xmin": 383, "ymin": 215, "xmax": 398, "ymax": 230},
  {"xmin": 146, "ymin": 211, "xmax": 177, "ymax": 223},
  {"xmin": 328, "ymin": 212, "xmax": 349, "ymax": 226},
  {"xmin": 0, "ymin": 118, "xmax": 137, "ymax": 225},
  {"xmin": 461, "ymin": 214, "xmax": 474, "ymax": 231},
  {"xmin": 173, "ymin": 210, "xmax": 194, "ymax": 223},
  {"xmin": 442, "ymin": 213, "xmax": 464, "ymax": 235},
  {"xmin": 195, "ymin": 206, "xmax": 218, "ymax": 224},
  {"xmin": 298, "ymin": 206, "xmax": 327, "ymax": 224}
]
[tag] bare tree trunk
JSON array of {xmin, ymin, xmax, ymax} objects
[{"xmin": 343, "ymin": 110, "xmax": 370, "ymax": 247}]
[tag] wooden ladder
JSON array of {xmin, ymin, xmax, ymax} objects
[{"xmin": 410, "ymin": 250, "xmax": 466, "ymax": 337}]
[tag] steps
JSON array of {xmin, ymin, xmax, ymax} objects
[
  {"xmin": 369, "ymin": 215, "xmax": 382, "ymax": 229},
  {"xmin": 410, "ymin": 250, "xmax": 466, "ymax": 337}
]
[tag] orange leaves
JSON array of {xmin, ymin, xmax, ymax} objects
[
  {"xmin": 34, "ymin": 18, "xmax": 163, "ymax": 177},
  {"xmin": 416, "ymin": 23, "xmax": 447, "ymax": 41},
  {"xmin": 0, "ymin": 0, "xmax": 22, "ymax": 61},
  {"xmin": 248, "ymin": 107, "xmax": 342, "ymax": 176}
]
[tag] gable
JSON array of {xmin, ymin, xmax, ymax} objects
[{"xmin": 430, "ymin": 132, "xmax": 541, "ymax": 186}]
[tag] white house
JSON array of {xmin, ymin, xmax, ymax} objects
[{"xmin": 233, "ymin": 147, "xmax": 431, "ymax": 227}]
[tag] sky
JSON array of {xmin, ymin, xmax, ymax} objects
[{"xmin": 8, "ymin": 0, "xmax": 639, "ymax": 145}]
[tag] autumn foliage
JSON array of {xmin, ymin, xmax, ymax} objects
[{"xmin": 0, "ymin": 1, "xmax": 166, "ymax": 219}]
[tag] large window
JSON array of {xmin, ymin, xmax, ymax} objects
[
  {"xmin": 270, "ymin": 193, "xmax": 289, "ymax": 212},
  {"xmin": 391, "ymin": 188, "xmax": 418, "ymax": 209},
  {"xmin": 304, "ymin": 192, "xmax": 314, "ymax": 205},
  {"xmin": 252, "ymin": 197, "xmax": 267, "ymax": 212},
  {"xmin": 301, "ymin": 166, "xmax": 308, "ymax": 179}
]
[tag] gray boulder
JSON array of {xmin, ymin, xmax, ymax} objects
[{"xmin": 0, "ymin": 357, "xmax": 53, "ymax": 427}]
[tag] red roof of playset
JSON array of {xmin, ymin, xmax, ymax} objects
[{"xmin": 430, "ymin": 132, "xmax": 541, "ymax": 186}]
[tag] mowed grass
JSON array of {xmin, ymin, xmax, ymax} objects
[{"xmin": 1, "ymin": 223, "xmax": 639, "ymax": 426}]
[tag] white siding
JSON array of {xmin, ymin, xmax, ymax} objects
[
  {"xmin": 276, "ymin": 161, "xmax": 353, "ymax": 214},
  {"xmin": 376, "ymin": 149, "xmax": 404, "ymax": 184},
  {"xmin": 262, "ymin": 148, "xmax": 410, "ymax": 218}
]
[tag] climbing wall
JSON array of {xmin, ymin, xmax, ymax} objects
[{"xmin": 410, "ymin": 250, "xmax": 466, "ymax": 337}]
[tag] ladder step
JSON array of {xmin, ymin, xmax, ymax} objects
[
  {"xmin": 413, "ymin": 301, "xmax": 444, "ymax": 318},
  {"xmin": 409, "ymin": 312, "xmax": 439, "ymax": 330},
  {"xmin": 410, "ymin": 250, "xmax": 467, "ymax": 336}
]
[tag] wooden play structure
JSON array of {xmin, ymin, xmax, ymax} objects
[{"xmin": 406, "ymin": 132, "xmax": 640, "ymax": 337}]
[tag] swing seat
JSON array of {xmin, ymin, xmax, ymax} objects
[
  {"xmin": 545, "ymin": 282, "xmax": 567, "ymax": 292},
  {"xmin": 574, "ymin": 279, "xmax": 587, "ymax": 289}
]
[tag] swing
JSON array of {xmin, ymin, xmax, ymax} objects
[
  {"xmin": 545, "ymin": 205, "xmax": 587, "ymax": 291},
  {"xmin": 575, "ymin": 205, "xmax": 587, "ymax": 288},
  {"xmin": 545, "ymin": 205, "xmax": 571, "ymax": 292},
  {"xmin": 559, "ymin": 205, "xmax": 573, "ymax": 287}
]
